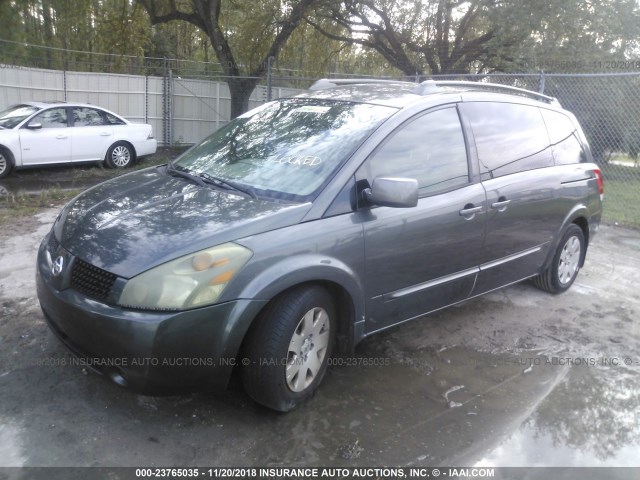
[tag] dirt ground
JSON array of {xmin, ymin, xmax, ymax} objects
[{"xmin": 0, "ymin": 209, "xmax": 639, "ymax": 469}]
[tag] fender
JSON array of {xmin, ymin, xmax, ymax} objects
[{"xmin": 233, "ymin": 254, "xmax": 367, "ymax": 348}]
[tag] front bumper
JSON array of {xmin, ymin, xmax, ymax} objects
[{"xmin": 36, "ymin": 232, "xmax": 266, "ymax": 394}]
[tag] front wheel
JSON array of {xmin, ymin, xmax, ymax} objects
[
  {"xmin": 242, "ymin": 286, "xmax": 335, "ymax": 412},
  {"xmin": 532, "ymin": 224, "xmax": 585, "ymax": 294},
  {"xmin": 105, "ymin": 141, "xmax": 135, "ymax": 169}
]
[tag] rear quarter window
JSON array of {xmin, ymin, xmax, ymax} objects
[
  {"xmin": 461, "ymin": 102, "xmax": 554, "ymax": 177},
  {"xmin": 105, "ymin": 112, "xmax": 125, "ymax": 125},
  {"xmin": 540, "ymin": 108, "xmax": 587, "ymax": 165}
]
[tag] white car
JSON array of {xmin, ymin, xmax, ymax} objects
[{"xmin": 0, "ymin": 101, "xmax": 157, "ymax": 178}]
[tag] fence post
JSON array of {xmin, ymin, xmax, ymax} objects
[
  {"xmin": 144, "ymin": 75, "xmax": 148, "ymax": 124},
  {"xmin": 63, "ymin": 69, "xmax": 67, "ymax": 102},
  {"xmin": 538, "ymin": 71, "xmax": 546, "ymax": 94},
  {"xmin": 162, "ymin": 57, "xmax": 173, "ymax": 147},
  {"xmin": 163, "ymin": 58, "xmax": 168, "ymax": 146},
  {"xmin": 216, "ymin": 82, "xmax": 220, "ymax": 131},
  {"xmin": 168, "ymin": 69, "xmax": 173, "ymax": 147},
  {"xmin": 267, "ymin": 56, "xmax": 274, "ymax": 101}
]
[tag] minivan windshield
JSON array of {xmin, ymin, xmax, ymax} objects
[
  {"xmin": 171, "ymin": 99, "xmax": 397, "ymax": 202},
  {"xmin": 0, "ymin": 104, "xmax": 41, "ymax": 129}
]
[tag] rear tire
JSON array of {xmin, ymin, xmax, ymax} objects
[
  {"xmin": 242, "ymin": 286, "xmax": 335, "ymax": 412},
  {"xmin": 0, "ymin": 148, "xmax": 14, "ymax": 179},
  {"xmin": 532, "ymin": 224, "xmax": 585, "ymax": 294},
  {"xmin": 105, "ymin": 141, "xmax": 135, "ymax": 169}
]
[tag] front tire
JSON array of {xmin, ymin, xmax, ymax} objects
[
  {"xmin": 105, "ymin": 141, "xmax": 135, "ymax": 169},
  {"xmin": 0, "ymin": 148, "xmax": 14, "ymax": 179},
  {"xmin": 532, "ymin": 224, "xmax": 585, "ymax": 294},
  {"xmin": 242, "ymin": 286, "xmax": 335, "ymax": 412}
]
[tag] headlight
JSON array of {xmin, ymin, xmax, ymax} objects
[{"xmin": 118, "ymin": 243, "xmax": 252, "ymax": 310}]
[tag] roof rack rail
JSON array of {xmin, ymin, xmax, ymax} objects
[
  {"xmin": 413, "ymin": 80, "xmax": 560, "ymax": 105},
  {"xmin": 309, "ymin": 78, "xmax": 414, "ymax": 91}
]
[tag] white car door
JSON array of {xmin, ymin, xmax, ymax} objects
[
  {"xmin": 19, "ymin": 107, "xmax": 71, "ymax": 165},
  {"xmin": 70, "ymin": 107, "xmax": 114, "ymax": 162}
]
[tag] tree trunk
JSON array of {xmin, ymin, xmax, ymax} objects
[
  {"xmin": 227, "ymin": 77, "xmax": 260, "ymax": 119},
  {"xmin": 41, "ymin": 1, "xmax": 55, "ymax": 69}
]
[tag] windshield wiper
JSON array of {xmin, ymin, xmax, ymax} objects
[
  {"xmin": 166, "ymin": 165, "xmax": 207, "ymax": 188},
  {"xmin": 199, "ymin": 172, "xmax": 258, "ymax": 200},
  {"xmin": 166, "ymin": 165, "xmax": 257, "ymax": 200}
]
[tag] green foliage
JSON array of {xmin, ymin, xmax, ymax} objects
[
  {"xmin": 0, "ymin": 0, "xmax": 152, "ymax": 73},
  {"xmin": 1, "ymin": 0, "xmax": 639, "ymax": 119},
  {"xmin": 527, "ymin": 0, "xmax": 640, "ymax": 73}
]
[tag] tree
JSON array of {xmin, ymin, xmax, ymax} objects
[
  {"xmin": 525, "ymin": 0, "xmax": 640, "ymax": 73},
  {"xmin": 137, "ymin": 0, "xmax": 321, "ymax": 118},
  {"xmin": 92, "ymin": 0, "xmax": 152, "ymax": 72},
  {"xmin": 307, "ymin": 0, "xmax": 537, "ymax": 76},
  {"xmin": 0, "ymin": 0, "xmax": 152, "ymax": 73},
  {"xmin": 528, "ymin": 0, "xmax": 640, "ymax": 162}
]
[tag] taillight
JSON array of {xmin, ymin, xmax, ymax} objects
[{"xmin": 593, "ymin": 168, "xmax": 604, "ymax": 200}]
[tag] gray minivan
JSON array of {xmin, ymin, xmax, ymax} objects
[{"xmin": 36, "ymin": 79, "xmax": 604, "ymax": 411}]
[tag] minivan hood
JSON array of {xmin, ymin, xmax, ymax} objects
[{"xmin": 57, "ymin": 167, "xmax": 311, "ymax": 278}]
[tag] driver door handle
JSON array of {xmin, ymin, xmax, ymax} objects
[{"xmin": 459, "ymin": 205, "xmax": 483, "ymax": 220}]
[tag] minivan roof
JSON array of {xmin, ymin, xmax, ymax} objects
[
  {"xmin": 294, "ymin": 81, "xmax": 425, "ymax": 108},
  {"xmin": 296, "ymin": 78, "xmax": 560, "ymax": 108}
]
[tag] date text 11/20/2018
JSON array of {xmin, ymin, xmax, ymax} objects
[{"xmin": 135, "ymin": 467, "xmax": 496, "ymax": 478}]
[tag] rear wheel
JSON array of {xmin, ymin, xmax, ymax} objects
[
  {"xmin": 105, "ymin": 141, "xmax": 135, "ymax": 169},
  {"xmin": 0, "ymin": 148, "xmax": 13, "ymax": 179},
  {"xmin": 532, "ymin": 224, "xmax": 585, "ymax": 294},
  {"xmin": 242, "ymin": 286, "xmax": 335, "ymax": 412}
]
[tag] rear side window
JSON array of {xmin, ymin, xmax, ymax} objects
[
  {"xmin": 361, "ymin": 107, "xmax": 469, "ymax": 196},
  {"xmin": 462, "ymin": 102, "xmax": 554, "ymax": 177},
  {"xmin": 73, "ymin": 107, "xmax": 108, "ymax": 127},
  {"xmin": 540, "ymin": 108, "xmax": 586, "ymax": 165}
]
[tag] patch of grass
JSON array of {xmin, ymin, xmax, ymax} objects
[
  {"xmin": 599, "ymin": 163, "xmax": 640, "ymax": 227},
  {"xmin": 68, "ymin": 146, "xmax": 187, "ymax": 181},
  {"xmin": 0, "ymin": 188, "xmax": 82, "ymax": 225}
]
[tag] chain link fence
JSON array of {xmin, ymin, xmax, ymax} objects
[{"xmin": 541, "ymin": 73, "xmax": 640, "ymax": 227}]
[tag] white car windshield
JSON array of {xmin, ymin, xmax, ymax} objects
[{"xmin": 0, "ymin": 104, "xmax": 41, "ymax": 129}]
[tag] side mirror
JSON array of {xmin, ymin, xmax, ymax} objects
[
  {"xmin": 362, "ymin": 177, "xmax": 419, "ymax": 208},
  {"xmin": 26, "ymin": 122, "xmax": 42, "ymax": 130}
]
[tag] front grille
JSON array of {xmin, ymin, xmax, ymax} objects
[{"xmin": 71, "ymin": 259, "xmax": 117, "ymax": 301}]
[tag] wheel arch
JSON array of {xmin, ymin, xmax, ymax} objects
[
  {"xmin": 245, "ymin": 280, "xmax": 360, "ymax": 357},
  {"xmin": 542, "ymin": 205, "xmax": 591, "ymax": 272},
  {"xmin": 233, "ymin": 260, "xmax": 366, "ymax": 357}
]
